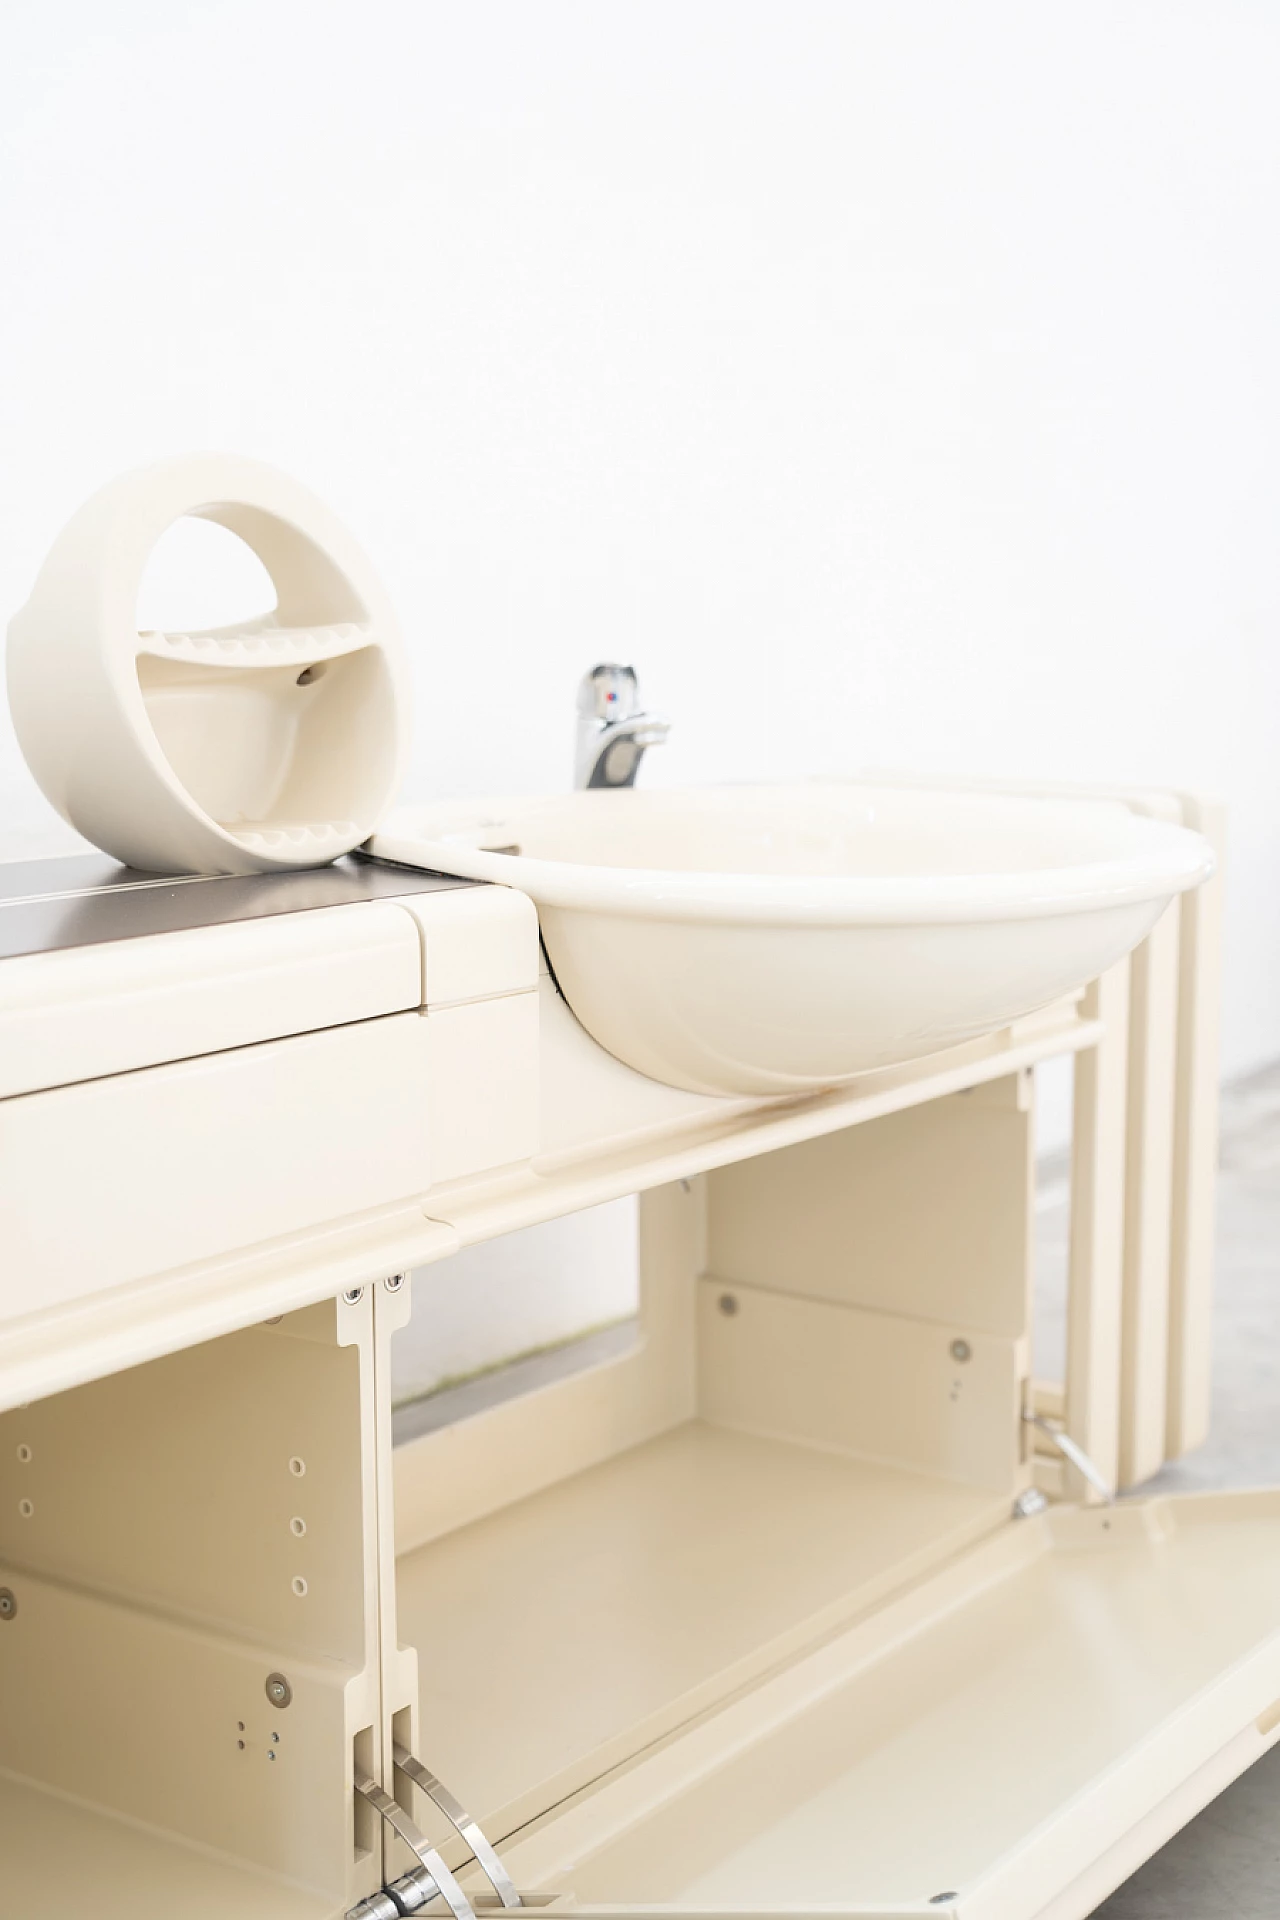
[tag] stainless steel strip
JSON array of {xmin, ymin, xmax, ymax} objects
[
  {"xmin": 354, "ymin": 1774, "xmax": 477, "ymax": 1920},
  {"xmin": 0, "ymin": 853, "xmax": 198, "ymax": 904},
  {"xmin": 394, "ymin": 1743, "xmax": 522, "ymax": 1908},
  {"xmin": 0, "ymin": 854, "xmax": 474, "ymax": 961}
]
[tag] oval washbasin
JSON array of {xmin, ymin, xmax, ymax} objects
[{"xmin": 370, "ymin": 784, "xmax": 1214, "ymax": 1097}]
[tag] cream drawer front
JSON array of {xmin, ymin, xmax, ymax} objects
[
  {"xmin": 500, "ymin": 1493, "xmax": 1280, "ymax": 1920},
  {"xmin": 0, "ymin": 1013, "xmax": 434, "ymax": 1324},
  {"xmin": 0, "ymin": 898, "xmax": 426, "ymax": 1099}
]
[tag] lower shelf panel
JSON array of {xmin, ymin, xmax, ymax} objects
[{"xmin": 398, "ymin": 1420, "xmax": 1009, "ymax": 1833}]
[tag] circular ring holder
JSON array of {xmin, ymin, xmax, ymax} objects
[{"xmin": 6, "ymin": 454, "xmax": 409, "ymax": 874}]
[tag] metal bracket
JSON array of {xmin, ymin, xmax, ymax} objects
[
  {"xmin": 1023, "ymin": 1411, "xmax": 1115, "ymax": 1504},
  {"xmin": 394, "ymin": 1742, "xmax": 522, "ymax": 1908},
  {"xmin": 354, "ymin": 1774, "xmax": 477, "ymax": 1920}
]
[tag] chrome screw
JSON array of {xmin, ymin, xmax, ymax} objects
[
  {"xmin": 0, "ymin": 1588, "xmax": 15, "ymax": 1621},
  {"xmin": 384, "ymin": 1273, "xmax": 405, "ymax": 1294},
  {"xmin": 949, "ymin": 1338, "xmax": 972, "ymax": 1364},
  {"xmin": 1012, "ymin": 1488, "xmax": 1049, "ymax": 1520},
  {"xmin": 264, "ymin": 1672, "xmax": 293, "ymax": 1710},
  {"xmin": 341, "ymin": 1287, "xmax": 364, "ymax": 1306}
]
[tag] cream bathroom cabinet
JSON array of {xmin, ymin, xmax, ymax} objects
[{"xmin": 1, "ymin": 788, "xmax": 1269, "ymax": 1920}]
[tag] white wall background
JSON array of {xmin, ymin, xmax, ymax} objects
[
  {"xmin": 3, "ymin": 2, "xmax": 1277, "ymax": 1392},
  {"xmin": 392, "ymin": 1198, "xmax": 639, "ymax": 1404}
]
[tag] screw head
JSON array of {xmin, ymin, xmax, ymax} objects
[
  {"xmin": 929, "ymin": 1896, "xmax": 959, "ymax": 1908},
  {"xmin": 1013, "ymin": 1487, "xmax": 1049, "ymax": 1521},
  {"xmin": 949, "ymin": 1338, "xmax": 972, "ymax": 1364},
  {"xmin": 264, "ymin": 1672, "xmax": 293, "ymax": 1709},
  {"xmin": 0, "ymin": 1588, "xmax": 15, "ymax": 1621},
  {"xmin": 384, "ymin": 1273, "xmax": 405, "ymax": 1294},
  {"xmin": 718, "ymin": 1293, "xmax": 739, "ymax": 1317},
  {"xmin": 341, "ymin": 1286, "xmax": 364, "ymax": 1306}
]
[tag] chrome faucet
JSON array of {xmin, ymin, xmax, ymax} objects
[{"xmin": 574, "ymin": 663, "xmax": 670, "ymax": 789}]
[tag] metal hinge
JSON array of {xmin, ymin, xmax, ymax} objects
[
  {"xmin": 1023, "ymin": 1410, "xmax": 1115, "ymax": 1504},
  {"xmin": 348, "ymin": 1748, "xmax": 522, "ymax": 1919},
  {"xmin": 352, "ymin": 1773, "xmax": 476, "ymax": 1920},
  {"xmin": 347, "ymin": 1892, "xmax": 403, "ymax": 1920},
  {"xmin": 393, "ymin": 1743, "xmax": 521, "ymax": 1908}
]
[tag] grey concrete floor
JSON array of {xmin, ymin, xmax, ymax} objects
[{"xmin": 1035, "ymin": 1062, "xmax": 1280, "ymax": 1918}]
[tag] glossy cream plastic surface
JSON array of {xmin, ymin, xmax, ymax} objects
[
  {"xmin": 0, "ymin": 885, "xmax": 541, "ymax": 1400},
  {"xmin": 384, "ymin": 902, "xmax": 1260, "ymax": 1920},
  {"xmin": 0, "ymin": 900, "xmax": 424, "ymax": 1099},
  {"xmin": 371, "ymin": 784, "xmax": 1214, "ymax": 1094},
  {"xmin": 6, "ymin": 455, "xmax": 408, "ymax": 874},
  {"xmin": 0, "ymin": 793, "xmax": 1243, "ymax": 1920},
  {"xmin": 0, "ymin": 1299, "xmax": 387, "ymax": 1919},
  {"xmin": 500, "ymin": 1494, "xmax": 1280, "ymax": 1920}
]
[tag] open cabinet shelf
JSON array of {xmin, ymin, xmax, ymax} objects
[{"xmin": 398, "ymin": 1420, "xmax": 1010, "ymax": 1833}]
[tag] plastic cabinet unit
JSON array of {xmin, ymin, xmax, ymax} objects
[{"xmin": 1, "ymin": 788, "xmax": 1266, "ymax": 1920}]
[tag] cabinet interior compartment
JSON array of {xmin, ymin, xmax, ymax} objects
[
  {"xmin": 0, "ymin": 1300, "xmax": 383, "ymax": 1920},
  {"xmin": 390, "ymin": 1076, "xmax": 1036, "ymax": 1855},
  {"xmin": 388, "ymin": 1062, "xmax": 1280, "ymax": 1920}
]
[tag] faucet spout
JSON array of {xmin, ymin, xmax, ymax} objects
[{"xmin": 575, "ymin": 663, "xmax": 670, "ymax": 789}]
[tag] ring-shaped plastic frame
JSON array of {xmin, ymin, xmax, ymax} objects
[{"xmin": 7, "ymin": 454, "xmax": 409, "ymax": 875}]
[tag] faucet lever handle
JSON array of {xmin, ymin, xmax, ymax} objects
[{"xmin": 578, "ymin": 661, "xmax": 641, "ymax": 722}]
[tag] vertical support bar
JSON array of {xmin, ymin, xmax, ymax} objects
[
  {"xmin": 371, "ymin": 1272, "xmax": 422, "ymax": 1890},
  {"xmin": 1118, "ymin": 901, "xmax": 1181, "ymax": 1487},
  {"xmin": 336, "ymin": 1282, "xmax": 400, "ymax": 1911},
  {"xmin": 1166, "ymin": 795, "xmax": 1226, "ymax": 1459},
  {"xmin": 1065, "ymin": 961, "xmax": 1130, "ymax": 1502}
]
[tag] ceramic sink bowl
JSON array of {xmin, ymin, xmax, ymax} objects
[{"xmin": 370, "ymin": 784, "xmax": 1214, "ymax": 1097}]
